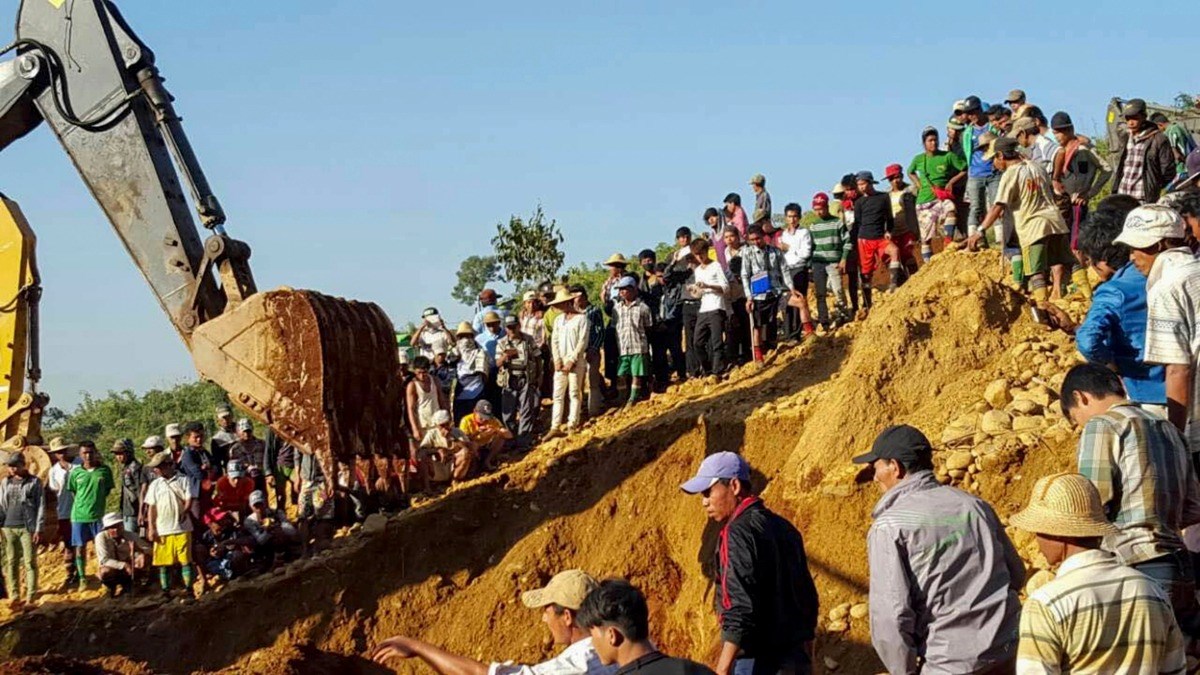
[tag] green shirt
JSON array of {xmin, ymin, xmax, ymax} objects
[
  {"xmin": 67, "ymin": 464, "xmax": 114, "ymax": 523},
  {"xmin": 809, "ymin": 216, "xmax": 851, "ymax": 264},
  {"xmin": 907, "ymin": 150, "xmax": 966, "ymax": 204}
]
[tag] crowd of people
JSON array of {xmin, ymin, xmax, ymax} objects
[
  {"xmin": 0, "ymin": 406, "xmax": 314, "ymax": 607},
  {"xmin": 379, "ymin": 90, "xmax": 1200, "ymax": 673},
  {"xmin": 4, "ymin": 89, "xmax": 1200, "ymax": 672}
]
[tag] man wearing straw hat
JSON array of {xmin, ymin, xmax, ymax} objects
[
  {"xmin": 1011, "ymin": 472, "xmax": 1186, "ymax": 672},
  {"xmin": 547, "ymin": 287, "xmax": 589, "ymax": 439},
  {"xmin": 45, "ymin": 437, "xmax": 80, "ymax": 589}
]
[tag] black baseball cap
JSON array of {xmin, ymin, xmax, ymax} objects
[
  {"xmin": 962, "ymin": 95, "xmax": 982, "ymax": 112},
  {"xmin": 853, "ymin": 425, "xmax": 933, "ymax": 465},
  {"xmin": 1050, "ymin": 111, "xmax": 1073, "ymax": 130},
  {"xmin": 1123, "ymin": 98, "xmax": 1147, "ymax": 118}
]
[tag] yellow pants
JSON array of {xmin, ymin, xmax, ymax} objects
[{"xmin": 152, "ymin": 531, "xmax": 193, "ymax": 566}]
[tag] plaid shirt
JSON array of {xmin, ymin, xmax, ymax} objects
[
  {"xmin": 1018, "ymin": 549, "xmax": 1185, "ymax": 674},
  {"xmin": 613, "ymin": 298, "xmax": 651, "ymax": 356},
  {"xmin": 1076, "ymin": 401, "xmax": 1200, "ymax": 565},
  {"xmin": 1118, "ymin": 129, "xmax": 1152, "ymax": 200},
  {"xmin": 739, "ymin": 243, "xmax": 792, "ymax": 299}
]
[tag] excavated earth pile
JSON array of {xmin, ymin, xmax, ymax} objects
[{"xmin": 0, "ymin": 250, "xmax": 1083, "ymax": 674}]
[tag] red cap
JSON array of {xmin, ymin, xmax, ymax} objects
[
  {"xmin": 884, "ymin": 163, "xmax": 904, "ymax": 180},
  {"xmin": 812, "ymin": 192, "xmax": 830, "ymax": 206},
  {"xmin": 203, "ymin": 508, "xmax": 230, "ymax": 526}
]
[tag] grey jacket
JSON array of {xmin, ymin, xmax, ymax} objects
[
  {"xmin": 0, "ymin": 474, "xmax": 45, "ymax": 533},
  {"xmin": 867, "ymin": 470, "xmax": 1023, "ymax": 674}
]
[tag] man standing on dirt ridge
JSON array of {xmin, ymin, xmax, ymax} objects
[
  {"xmin": 680, "ymin": 452, "xmax": 818, "ymax": 675},
  {"xmin": 373, "ymin": 569, "xmax": 617, "ymax": 675},
  {"xmin": 855, "ymin": 425, "xmax": 1023, "ymax": 674}
]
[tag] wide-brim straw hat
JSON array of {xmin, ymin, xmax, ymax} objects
[
  {"xmin": 48, "ymin": 437, "xmax": 77, "ymax": 455},
  {"xmin": 603, "ymin": 253, "xmax": 628, "ymax": 267},
  {"xmin": 1009, "ymin": 472, "xmax": 1119, "ymax": 538},
  {"xmin": 547, "ymin": 288, "xmax": 581, "ymax": 306},
  {"xmin": 454, "ymin": 321, "xmax": 476, "ymax": 337}
]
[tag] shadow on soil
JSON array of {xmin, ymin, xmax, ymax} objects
[{"xmin": 1, "ymin": 338, "xmax": 850, "ymax": 674}]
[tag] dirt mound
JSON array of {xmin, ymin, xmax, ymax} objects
[{"xmin": 0, "ymin": 250, "xmax": 1080, "ymax": 674}]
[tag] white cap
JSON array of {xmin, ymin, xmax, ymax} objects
[
  {"xmin": 432, "ymin": 409, "xmax": 451, "ymax": 425},
  {"xmin": 249, "ymin": 490, "xmax": 266, "ymax": 506},
  {"xmin": 236, "ymin": 418, "xmax": 253, "ymax": 432},
  {"xmin": 1115, "ymin": 204, "xmax": 1186, "ymax": 249},
  {"xmin": 142, "ymin": 435, "xmax": 163, "ymax": 449},
  {"xmin": 101, "ymin": 512, "xmax": 124, "ymax": 530},
  {"xmin": 165, "ymin": 423, "xmax": 182, "ymax": 438}
]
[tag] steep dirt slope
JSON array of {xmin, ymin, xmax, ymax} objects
[{"xmin": 0, "ymin": 250, "xmax": 1081, "ymax": 674}]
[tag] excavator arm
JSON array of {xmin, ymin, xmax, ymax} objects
[{"xmin": 0, "ymin": 1, "xmax": 405, "ymax": 486}]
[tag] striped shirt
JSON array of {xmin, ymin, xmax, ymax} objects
[
  {"xmin": 808, "ymin": 216, "xmax": 850, "ymax": 264},
  {"xmin": 613, "ymin": 298, "xmax": 651, "ymax": 356},
  {"xmin": 1076, "ymin": 401, "xmax": 1200, "ymax": 565},
  {"xmin": 1143, "ymin": 247, "xmax": 1200, "ymax": 450},
  {"xmin": 1017, "ymin": 549, "xmax": 1185, "ymax": 674}
]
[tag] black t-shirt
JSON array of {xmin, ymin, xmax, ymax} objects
[
  {"xmin": 852, "ymin": 192, "xmax": 894, "ymax": 240},
  {"xmin": 616, "ymin": 652, "xmax": 715, "ymax": 675}
]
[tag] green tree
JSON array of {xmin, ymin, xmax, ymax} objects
[
  {"xmin": 492, "ymin": 204, "xmax": 565, "ymax": 287},
  {"xmin": 46, "ymin": 381, "xmax": 233, "ymax": 510},
  {"xmin": 1175, "ymin": 93, "xmax": 1197, "ymax": 112},
  {"xmin": 451, "ymin": 255, "xmax": 499, "ymax": 307}
]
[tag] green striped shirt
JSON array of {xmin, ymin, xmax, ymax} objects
[{"xmin": 808, "ymin": 216, "xmax": 850, "ymax": 264}]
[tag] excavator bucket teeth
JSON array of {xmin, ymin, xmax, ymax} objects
[{"xmin": 190, "ymin": 289, "xmax": 404, "ymax": 464}]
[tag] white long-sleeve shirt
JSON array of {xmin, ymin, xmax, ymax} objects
[
  {"xmin": 550, "ymin": 312, "xmax": 588, "ymax": 366},
  {"xmin": 694, "ymin": 261, "xmax": 730, "ymax": 314},
  {"xmin": 780, "ymin": 227, "xmax": 814, "ymax": 268}
]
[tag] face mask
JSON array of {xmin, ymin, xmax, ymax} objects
[{"xmin": 458, "ymin": 338, "xmax": 474, "ymax": 352}]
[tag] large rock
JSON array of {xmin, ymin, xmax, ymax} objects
[
  {"xmin": 850, "ymin": 603, "xmax": 869, "ymax": 619},
  {"xmin": 1012, "ymin": 416, "xmax": 1044, "ymax": 433},
  {"xmin": 984, "ymin": 379, "xmax": 1012, "ymax": 409},
  {"xmin": 1008, "ymin": 398, "xmax": 1043, "ymax": 415},
  {"xmin": 829, "ymin": 603, "xmax": 850, "ymax": 621},
  {"xmin": 980, "ymin": 410, "xmax": 1013, "ymax": 436},
  {"xmin": 944, "ymin": 450, "xmax": 974, "ymax": 471},
  {"xmin": 1014, "ymin": 384, "xmax": 1055, "ymax": 408}
]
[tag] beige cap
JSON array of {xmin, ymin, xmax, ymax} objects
[
  {"xmin": 1010, "ymin": 472, "xmax": 1119, "ymax": 538},
  {"xmin": 1008, "ymin": 116, "xmax": 1038, "ymax": 137},
  {"xmin": 48, "ymin": 437, "xmax": 77, "ymax": 454},
  {"xmin": 749, "ymin": 173, "xmax": 766, "ymax": 186},
  {"xmin": 520, "ymin": 569, "xmax": 599, "ymax": 610}
]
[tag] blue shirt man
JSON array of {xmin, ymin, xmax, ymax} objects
[
  {"xmin": 472, "ymin": 289, "xmax": 508, "ymax": 334},
  {"xmin": 1076, "ymin": 262, "xmax": 1166, "ymax": 405}
]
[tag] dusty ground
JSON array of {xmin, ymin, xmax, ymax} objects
[{"xmin": 0, "ymin": 250, "xmax": 1085, "ymax": 674}]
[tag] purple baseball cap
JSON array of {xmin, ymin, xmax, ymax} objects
[{"xmin": 680, "ymin": 452, "xmax": 750, "ymax": 494}]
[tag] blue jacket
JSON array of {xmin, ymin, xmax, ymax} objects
[{"xmin": 1076, "ymin": 263, "xmax": 1166, "ymax": 405}]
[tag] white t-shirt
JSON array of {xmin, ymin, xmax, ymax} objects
[
  {"xmin": 144, "ymin": 474, "xmax": 193, "ymax": 536},
  {"xmin": 693, "ymin": 262, "xmax": 730, "ymax": 314},
  {"xmin": 415, "ymin": 324, "xmax": 452, "ymax": 359},
  {"xmin": 1143, "ymin": 248, "xmax": 1200, "ymax": 450},
  {"xmin": 780, "ymin": 227, "xmax": 813, "ymax": 268}
]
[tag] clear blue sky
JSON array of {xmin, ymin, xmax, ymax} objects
[{"xmin": 0, "ymin": 0, "xmax": 1195, "ymax": 410}]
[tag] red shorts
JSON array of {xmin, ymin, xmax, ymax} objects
[
  {"xmin": 892, "ymin": 228, "xmax": 916, "ymax": 254},
  {"xmin": 857, "ymin": 238, "xmax": 892, "ymax": 275}
]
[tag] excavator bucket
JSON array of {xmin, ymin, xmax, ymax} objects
[{"xmin": 189, "ymin": 289, "xmax": 405, "ymax": 468}]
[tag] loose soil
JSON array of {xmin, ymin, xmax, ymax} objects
[{"xmin": 0, "ymin": 250, "xmax": 1082, "ymax": 674}]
